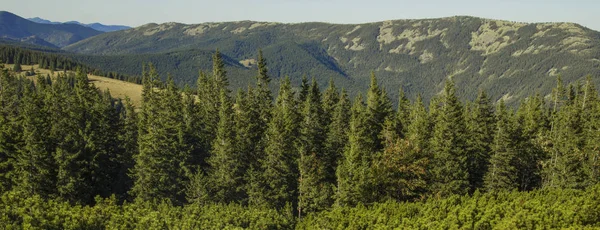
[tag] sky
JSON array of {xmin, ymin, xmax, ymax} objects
[{"xmin": 4, "ymin": 0, "xmax": 600, "ymax": 31}]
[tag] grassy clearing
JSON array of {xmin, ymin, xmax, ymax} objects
[{"xmin": 5, "ymin": 64, "xmax": 143, "ymax": 107}]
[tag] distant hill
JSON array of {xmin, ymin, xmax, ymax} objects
[
  {"xmin": 28, "ymin": 17, "xmax": 131, "ymax": 32},
  {"xmin": 28, "ymin": 17, "xmax": 60, "ymax": 25},
  {"xmin": 64, "ymin": 17, "xmax": 600, "ymax": 104},
  {"xmin": 0, "ymin": 11, "xmax": 103, "ymax": 47}
]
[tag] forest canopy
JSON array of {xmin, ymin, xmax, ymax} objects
[{"xmin": 0, "ymin": 50, "xmax": 599, "ymax": 229}]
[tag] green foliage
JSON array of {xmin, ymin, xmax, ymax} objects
[
  {"xmin": 298, "ymin": 185, "xmax": 600, "ymax": 229},
  {"xmin": 1, "ymin": 53, "xmax": 600, "ymax": 228},
  {"xmin": 0, "ymin": 191, "xmax": 295, "ymax": 229}
]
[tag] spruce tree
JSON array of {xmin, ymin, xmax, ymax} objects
[
  {"xmin": 545, "ymin": 81, "xmax": 586, "ymax": 189},
  {"xmin": 484, "ymin": 101, "xmax": 519, "ymax": 191},
  {"xmin": 0, "ymin": 70, "xmax": 22, "ymax": 193},
  {"xmin": 406, "ymin": 94, "xmax": 430, "ymax": 152},
  {"xmin": 13, "ymin": 81, "xmax": 55, "ymax": 198},
  {"xmin": 298, "ymin": 78, "xmax": 332, "ymax": 217},
  {"xmin": 324, "ymin": 89, "xmax": 350, "ymax": 185},
  {"xmin": 581, "ymin": 77, "xmax": 600, "ymax": 186},
  {"xmin": 429, "ymin": 80, "xmax": 469, "ymax": 196},
  {"xmin": 131, "ymin": 66, "xmax": 189, "ymax": 204},
  {"xmin": 253, "ymin": 76, "xmax": 299, "ymax": 209},
  {"xmin": 115, "ymin": 97, "xmax": 137, "ymax": 201},
  {"xmin": 515, "ymin": 93, "xmax": 547, "ymax": 190},
  {"xmin": 321, "ymin": 78, "xmax": 339, "ymax": 129},
  {"xmin": 207, "ymin": 89, "xmax": 244, "ymax": 203},
  {"xmin": 336, "ymin": 94, "xmax": 373, "ymax": 206},
  {"xmin": 465, "ymin": 90, "xmax": 495, "ymax": 191},
  {"xmin": 396, "ymin": 87, "xmax": 411, "ymax": 138},
  {"xmin": 365, "ymin": 72, "xmax": 393, "ymax": 152}
]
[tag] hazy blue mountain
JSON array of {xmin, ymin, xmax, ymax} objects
[
  {"xmin": 28, "ymin": 17, "xmax": 60, "ymax": 24},
  {"xmin": 0, "ymin": 11, "xmax": 103, "ymax": 47},
  {"xmin": 28, "ymin": 17, "xmax": 131, "ymax": 32}
]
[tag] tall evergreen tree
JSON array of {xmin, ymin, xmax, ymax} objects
[
  {"xmin": 251, "ymin": 76, "xmax": 298, "ymax": 209},
  {"xmin": 207, "ymin": 89, "xmax": 244, "ymax": 203},
  {"xmin": 115, "ymin": 97, "xmax": 137, "ymax": 201},
  {"xmin": 298, "ymin": 78, "xmax": 332, "ymax": 217},
  {"xmin": 406, "ymin": 94, "xmax": 430, "ymax": 152},
  {"xmin": 465, "ymin": 90, "xmax": 495, "ymax": 192},
  {"xmin": 336, "ymin": 94, "xmax": 374, "ymax": 206},
  {"xmin": 515, "ymin": 93, "xmax": 547, "ymax": 190},
  {"xmin": 484, "ymin": 101, "xmax": 519, "ymax": 191},
  {"xmin": 581, "ymin": 77, "xmax": 600, "ymax": 186},
  {"xmin": 545, "ymin": 81, "xmax": 587, "ymax": 189},
  {"xmin": 321, "ymin": 78, "xmax": 339, "ymax": 129},
  {"xmin": 324, "ymin": 89, "xmax": 350, "ymax": 185},
  {"xmin": 0, "ymin": 69, "xmax": 22, "ymax": 193},
  {"xmin": 13, "ymin": 80, "xmax": 55, "ymax": 198},
  {"xmin": 365, "ymin": 72, "xmax": 393, "ymax": 152},
  {"xmin": 429, "ymin": 80, "xmax": 469, "ymax": 196},
  {"xmin": 396, "ymin": 87, "xmax": 411, "ymax": 138},
  {"xmin": 131, "ymin": 66, "xmax": 189, "ymax": 204}
]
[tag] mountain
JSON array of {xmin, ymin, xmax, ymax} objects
[
  {"xmin": 28, "ymin": 17, "xmax": 60, "ymax": 24},
  {"xmin": 0, "ymin": 11, "xmax": 103, "ymax": 48},
  {"xmin": 28, "ymin": 17, "xmax": 131, "ymax": 32},
  {"xmin": 61, "ymin": 17, "xmax": 600, "ymax": 104}
]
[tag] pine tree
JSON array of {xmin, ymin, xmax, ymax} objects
[
  {"xmin": 13, "ymin": 60, "xmax": 21, "ymax": 72},
  {"xmin": 336, "ymin": 94, "xmax": 373, "ymax": 206},
  {"xmin": 429, "ymin": 80, "xmax": 469, "ymax": 196},
  {"xmin": 396, "ymin": 87, "xmax": 411, "ymax": 138},
  {"xmin": 207, "ymin": 89, "xmax": 244, "ymax": 203},
  {"xmin": 484, "ymin": 101, "xmax": 519, "ymax": 191},
  {"xmin": 406, "ymin": 94, "xmax": 430, "ymax": 152},
  {"xmin": 0, "ymin": 70, "xmax": 23, "ymax": 193},
  {"xmin": 196, "ymin": 50, "xmax": 230, "ymax": 164},
  {"xmin": 515, "ymin": 93, "xmax": 547, "ymax": 190},
  {"xmin": 53, "ymin": 69, "xmax": 102, "ymax": 204},
  {"xmin": 115, "ymin": 97, "xmax": 137, "ymax": 201},
  {"xmin": 581, "ymin": 77, "xmax": 600, "ymax": 186},
  {"xmin": 298, "ymin": 78, "xmax": 332, "ymax": 217},
  {"xmin": 246, "ymin": 50, "xmax": 272, "ymax": 164},
  {"xmin": 324, "ymin": 89, "xmax": 350, "ymax": 186},
  {"xmin": 321, "ymin": 78, "xmax": 339, "ymax": 129},
  {"xmin": 545, "ymin": 80, "xmax": 587, "ymax": 189},
  {"xmin": 465, "ymin": 90, "xmax": 495, "ymax": 192},
  {"xmin": 298, "ymin": 75, "xmax": 309, "ymax": 104},
  {"xmin": 365, "ymin": 72, "xmax": 393, "ymax": 152},
  {"xmin": 131, "ymin": 66, "xmax": 189, "ymax": 204},
  {"xmin": 13, "ymin": 80, "xmax": 55, "ymax": 198},
  {"xmin": 254, "ymin": 76, "xmax": 299, "ymax": 209}
]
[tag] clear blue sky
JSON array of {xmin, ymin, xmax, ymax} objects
[{"xmin": 4, "ymin": 0, "xmax": 600, "ymax": 31}]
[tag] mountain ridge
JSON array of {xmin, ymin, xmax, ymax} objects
[
  {"xmin": 63, "ymin": 16, "xmax": 600, "ymax": 105},
  {"xmin": 28, "ymin": 17, "xmax": 131, "ymax": 32},
  {"xmin": 0, "ymin": 11, "xmax": 103, "ymax": 47}
]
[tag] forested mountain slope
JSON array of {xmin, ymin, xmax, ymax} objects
[{"xmin": 65, "ymin": 16, "xmax": 600, "ymax": 103}]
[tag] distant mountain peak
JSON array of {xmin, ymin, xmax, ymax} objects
[
  {"xmin": 0, "ymin": 11, "xmax": 103, "ymax": 47},
  {"xmin": 26, "ymin": 16, "xmax": 131, "ymax": 32}
]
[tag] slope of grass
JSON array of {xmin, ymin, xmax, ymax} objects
[{"xmin": 7, "ymin": 64, "xmax": 142, "ymax": 106}]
